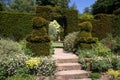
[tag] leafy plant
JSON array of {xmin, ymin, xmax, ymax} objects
[
  {"xmin": 37, "ymin": 57, "xmax": 56, "ymax": 77},
  {"xmin": 89, "ymin": 72, "xmax": 101, "ymax": 80},
  {"xmin": 111, "ymin": 57, "xmax": 120, "ymax": 70},
  {"xmin": 19, "ymin": 40, "xmax": 34, "ymax": 56},
  {"xmin": 92, "ymin": 42, "xmax": 111, "ymax": 57},
  {"xmin": 0, "ymin": 38, "xmax": 29, "ymax": 79},
  {"xmin": 26, "ymin": 57, "xmax": 41, "ymax": 69},
  {"xmin": 63, "ymin": 32, "xmax": 79, "ymax": 52},
  {"xmin": 106, "ymin": 69, "xmax": 120, "ymax": 80},
  {"xmin": 6, "ymin": 74, "xmax": 35, "ymax": 80},
  {"xmin": 91, "ymin": 57, "xmax": 112, "ymax": 72}
]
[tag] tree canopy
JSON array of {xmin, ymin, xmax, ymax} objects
[
  {"xmin": 92, "ymin": 0, "xmax": 120, "ymax": 14},
  {"xmin": 36, "ymin": 0, "xmax": 70, "ymax": 8},
  {"xmin": 9, "ymin": 0, "xmax": 35, "ymax": 13}
]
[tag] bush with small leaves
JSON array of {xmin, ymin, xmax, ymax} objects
[
  {"xmin": 37, "ymin": 57, "xmax": 56, "ymax": 77},
  {"xmin": 0, "ymin": 38, "xmax": 29, "ymax": 80},
  {"xmin": 63, "ymin": 32, "xmax": 79, "ymax": 52}
]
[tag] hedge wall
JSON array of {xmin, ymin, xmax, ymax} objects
[
  {"xmin": 111, "ymin": 15, "xmax": 120, "ymax": 37},
  {"xmin": 91, "ymin": 14, "xmax": 112, "ymax": 40},
  {"xmin": 78, "ymin": 14, "xmax": 112, "ymax": 40},
  {"xmin": 36, "ymin": 6, "xmax": 78, "ymax": 36},
  {"xmin": 62, "ymin": 9, "xmax": 78, "ymax": 35},
  {"xmin": 0, "ymin": 11, "xmax": 33, "ymax": 41}
]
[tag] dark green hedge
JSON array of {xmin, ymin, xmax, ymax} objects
[
  {"xmin": 26, "ymin": 17, "xmax": 50, "ymax": 56},
  {"xmin": 27, "ymin": 42, "xmax": 50, "ymax": 56},
  {"xmin": 111, "ymin": 15, "xmax": 120, "ymax": 37},
  {"xmin": 0, "ymin": 11, "xmax": 33, "ymax": 41},
  {"xmin": 63, "ymin": 9, "xmax": 78, "ymax": 35},
  {"xmin": 78, "ymin": 14, "xmax": 112, "ymax": 40},
  {"xmin": 36, "ymin": 6, "xmax": 78, "ymax": 36}
]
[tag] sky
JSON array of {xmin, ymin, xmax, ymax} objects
[{"xmin": 69, "ymin": 0, "xmax": 96, "ymax": 13}]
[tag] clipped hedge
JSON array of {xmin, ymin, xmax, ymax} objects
[
  {"xmin": 27, "ymin": 42, "xmax": 50, "ymax": 56},
  {"xmin": 63, "ymin": 9, "xmax": 78, "ymax": 35},
  {"xmin": 36, "ymin": 6, "xmax": 78, "ymax": 36},
  {"xmin": 0, "ymin": 11, "xmax": 33, "ymax": 41},
  {"xmin": 111, "ymin": 15, "xmax": 120, "ymax": 37},
  {"xmin": 79, "ymin": 14, "xmax": 112, "ymax": 40},
  {"xmin": 26, "ymin": 17, "xmax": 50, "ymax": 56}
]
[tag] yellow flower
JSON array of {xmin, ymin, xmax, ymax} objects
[
  {"xmin": 107, "ymin": 69, "xmax": 120, "ymax": 78},
  {"xmin": 26, "ymin": 57, "xmax": 41, "ymax": 69}
]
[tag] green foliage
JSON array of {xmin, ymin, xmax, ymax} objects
[
  {"xmin": 7, "ymin": 74, "xmax": 35, "ymax": 80},
  {"xmin": 91, "ymin": 58, "xmax": 112, "ymax": 72},
  {"xmin": 79, "ymin": 21, "xmax": 92, "ymax": 32},
  {"xmin": 9, "ymin": 0, "xmax": 35, "ymax": 13},
  {"xmin": 0, "ymin": 38, "xmax": 29, "ymax": 80},
  {"xmin": 37, "ymin": 57, "xmax": 56, "ymax": 76},
  {"xmin": 36, "ymin": 6, "xmax": 79, "ymax": 36},
  {"xmin": 27, "ymin": 42, "xmax": 50, "ymax": 56},
  {"xmin": 49, "ymin": 22, "xmax": 58, "ymax": 40},
  {"xmin": 111, "ymin": 57, "xmax": 120, "ymax": 70},
  {"xmin": 33, "ymin": 17, "xmax": 48, "ymax": 29},
  {"xmin": 63, "ymin": 9, "xmax": 79, "ymax": 35},
  {"xmin": 92, "ymin": 0, "xmax": 120, "ymax": 14},
  {"xmin": 113, "ymin": 8, "xmax": 120, "ymax": 15},
  {"xmin": 63, "ymin": 32, "xmax": 79, "ymax": 52},
  {"xmin": 0, "ymin": 11, "xmax": 32, "ymax": 41},
  {"xmin": 91, "ymin": 14, "xmax": 112, "ymax": 40},
  {"xmin": 89, "ymin": 72, "xmax": 101, "ymax": 80},
  {"xmin": 100, "ymin": 34, "xmax": 118, "ymax": 52},
  {"xmin": 111, "ymin": 15, "xmax": 120, "ymax": 37},
  {"xmin": 26, "ymin": 16, "xmax": 50, "ymax": 56},
  {"xmin": 0, "ymin": 3, "xmax": 4, "ymax": 11},
  {"xmin": 36, "ymin": 0, "xmax": 70, "ymax": 8},
  {"xmin": 76, "ymin": 21, "xmax": 98, "ymax": 49},
  {"xmin": 92, "ymin": 42, "xmax": 111, "ymax": 57},
  {"xmin": 19, "ymin": 40, "xmax": 34, "ymax": 56},
  {"xmin": 36, "ymin": 6, "xmax": 62, "ymax": 20},
  {"xmin": 79, "ymin": 13, "xmax": 94, "ymax": 20}
]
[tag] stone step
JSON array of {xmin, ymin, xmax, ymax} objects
[
  {"xmin": 56, "ymin": 63, "xmax": 82, "ymax": 71},
  {"xmin": 56, "ymin": 70, "xmax": 89, "ymax": 80},
  {"xmin": 52, "ymin": 53, "xmax": 79, "ymax": 63},
  {"xmin": 77, "ymin": 78, "xmax": 92, "ymax": 80}
]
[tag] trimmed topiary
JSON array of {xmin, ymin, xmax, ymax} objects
[
  {"xmin": 26, "ymin": 16, "xmax": 50, "ymax": 56},
  {"xmin": 76, "ymin": 21, "xmax": 98, "ymax": 49},
  {"xmin": 33, "ymin": 17, "xmax": 48, "ymax": 29}
]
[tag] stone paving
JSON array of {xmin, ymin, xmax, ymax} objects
[{"xmin": 52, "ymin": 48, "xmax": 91, "ymax": 80}]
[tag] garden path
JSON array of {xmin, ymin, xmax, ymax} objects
[{"xmin": 52, "ymin": 48, "xmax": 91, "ymax": 80}]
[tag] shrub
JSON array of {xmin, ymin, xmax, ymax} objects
[
  {"xmin": 37, "ymin": 57, "xmax": 56, "ymax": 77},
  {"xmin": 91, "ymin": 57, "xmax": 112, "ymax": 72},
  {"xmin": 63, "ymin": 32, "xmax": 79, "ymax": 52},
  {"xmin": 26, "ymin": 16, "xmax": 50, "ymax": 56},
  {"xmin": 7, "ymin": 74, "xmax": 35, "ymax": 80},
  {"xmin": 92, "ymin": 42, "xmax": 111, "ymax": 57},
  {"xmin": 36, "ymin": 6, "xmax": 79, "ymax": 36},
  {"xmin": 0, "ymin": 11, "xmax": 32, "ymax": 41},
  {"xmin": 19, "ymin": 40, "xmax": 34, "ymax": 56},
  {"xmin": 113, "ymin": 8, "xmax": 120, "ymax": 15},
  {"xmin": 111, "ymin": 57, "xmax": 120, "ymax": 70},
  {"xmin": 79, "ymin": 13, "xmax": 94, "ymax": 20},
  {"xmin": 91, "ymin": 14, "xmax": 112, "ymax": 40},
  {"xmin": 76, "ymin": 21, "xmax": 98, "ymax": 49},
  {"xmin": 0, "ymin": 38, "xmax": 28, "ymax": 80},
  {"xmin": 25, "ymin": 57, "xmax": 56, "ymax": 77},
  {"xmin": 111, "ymin": 15, "xmax": 120, "ymax": 37},
  {"xmin": 89, "ymin": 72, "xmax": 101, "ymax": 80},
  {"xmin": 26, "ymin": 57, "xmax": 41, "ymax": 69}
]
